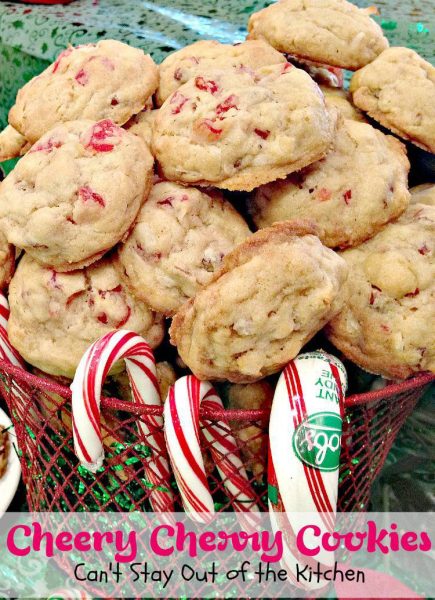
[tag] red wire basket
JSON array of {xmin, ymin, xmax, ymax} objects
[{"xmin": 0, "ymin": 358, "xmax": 433, "ymax": 515}]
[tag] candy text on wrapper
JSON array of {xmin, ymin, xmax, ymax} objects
[{"xmin": 292, "ymin": 412, "xmax": 342, "ymax": 471}]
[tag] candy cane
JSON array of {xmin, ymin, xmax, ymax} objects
[
  {"xmin": 0, "ymin": 293, "xmax": 26, "ymax": 368},
  {"xmin": 268, "ymin": 350, "xmax": 347, "ymax": 591},
  {"xmin": 164, "ymin": 375, "xmax": 259, "ymax": 523},
  {"xmin": 71, "ymin": 330, "xmax": 174, "ymax": 512}
]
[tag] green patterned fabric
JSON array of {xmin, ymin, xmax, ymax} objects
[{"xmin": 0, "ymin": 0, "xmax": 433, "ymax": 133}]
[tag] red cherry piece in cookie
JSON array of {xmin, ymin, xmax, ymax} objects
[
  {"xmin": 75, "ymin": 69, "xmax": 89, "ymax": 86},
  {"xmin": 174, "ymin": 67, "xmax": 183, "ymax": 81},
  {"xmin": 115, "ymin": 305, "xmax": 131, "ymax": 328},
  {"xmin": 170, "ymin": 91, "xmax": 188, "ymax": 115},
  {"xmin": 78, "ymin": 186, "xmax": 105, "ymax": 207},
  {"xmin": 418, "ymin": 244, "xmax": 430, "ymax": 255},
  {"xmin": 30, "ymin": 138, "xmax": 63, "ymax": 153},
  {"xmin": 343, "ymin": 189, "xmax": 352, "ymax": 204},
  {"xmin": 195, "ymin": 119, "xmax": 223, "ymax": 140},
  {"xmin": 194, "ymin": 76, "xmax": 219, "ymax": 95},
  {"xmin": 52, "ymin": 47, "xmax": 74, "ymax": 73},
  {"xmin": 84, "ymin": 119, "xmax": 121, "ymax": 152},
  {"xmin": 254, "ymin": 128, "xmax": 270, "ymax": 139},
  {"xmin": 216, "ymin": 95, "xmax": 239, "ymax": 116}
]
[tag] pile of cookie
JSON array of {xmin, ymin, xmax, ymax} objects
[{"xmin": 0, "ymin": 0, "xmax": 433, "ymax": 418}]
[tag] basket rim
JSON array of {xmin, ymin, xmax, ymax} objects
[{"xmin": 0, "ymin": 358, "xmax": 433, "ymax": 419}]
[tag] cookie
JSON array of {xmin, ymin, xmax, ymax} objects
[
  {"xmin": 410, "ymin": 184, "xmax": 435, "ymax": 207},
  {"xmin": 124, "ymin": 103, "xmax": 156, "ymax": 147},
  {"xmin": 350, "ymin": 47, "xmax": 435, "ymax": 153},
  {"xmin": 320, "ymin": 86, "xmax": 366, "ymax": 122},
  {"xmin": 170, "ymin": 221, "xmax": 348, "ymax": 382},
  {"xmin": 227, "ymin": 381, "xmax": 273, "ymax": 482},
  {"xmin": 0, "ymin": 120, "xmax": 153, "ymax": 270},
  {"xmin": 118, "ymin": 181, "xmax": 250, "ymax": 315},
  {"xmin": 0, "ymin": 125, "xmax": 29, "ymax": 161},
  {"xmin": 112, "ymin": 360, "xmax": 177, "ymax": 403},
  {"xmin": 290, "ymin": 57, "xmax": 344, "ymax": 88},
  {"xmin": 0, "ymin": 231, "xmax": 15, "ymax": 290},
  {"xmin": 8, "ymin": 40, "xmax": 158, "ymax": 145},
  {"xmin": 8, "ymin": 254, "xmax": 164, "ymax": 378},
  {"xmin": 250, "ymin": 118, "xmax": 410, "ymax": 248},
  {"xmin": 156, "ymin": 39, "xmax": 286, "ymax": 105},
  {"xmin": 325, "ymin": 204, "xmax": 435, "ymax": 379},
  {"xmin": 247, "ymin": 0, "xmax": 388, "ymax": 70},
  {"xmin": 152, "ymin": 64, "xmax": 335, "ymax": 191}
]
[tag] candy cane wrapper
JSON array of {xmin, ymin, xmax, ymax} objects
[{"xmin": 268, "ymin": 350, "xmax": 347, "ymax": 591}]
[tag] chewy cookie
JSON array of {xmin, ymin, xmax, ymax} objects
[
  {"xmin": 153, "ymin": 64, "xmax": 335, "ymax": 191},
  {"xmin": 250, "ymin": 118, "xmax": 410, "ymax": 248},
  {"xmin": 156, "ymin": 39, "xmax": 286, "ymax": 105},
  {"xmin": 170, "ymin": 221, "xmax": 348, "ymax": 382},
  {"xmin": 326, "ymin": 204, "xmax": 435, "ymax": 379},
  {"xmin": 320, "ymin": 86, "xmax": 366, "ymax": 122},
  {"xmin": 124, "ymin": 104, "xmax": 156, "ymax": 147},
  {"xmin": 410, "ymin": 184, "xmax": 435, "ymax": 207},
  {"xmin": 8, "ymin": 40, "xmax": 158, "ymax": 146},
  {"xmin": 8, "ymin": 254, "xmax": 164, "ymax": 378},
  {"xmin": 112, "ymin": 361, "xmax": 177, "ymax": 404},
  {"xmin": 0, "ymin": 231, "xmax": 14, "ymax": 290},
  {"xmin": 247, "ymin": 0, "xmax": 388, "ymax": 70},
  {"xmin": 350, "ymin": 47, "xmax": 435, "ymax": 153},
  {"xmin": 118, "ymin": 181, "xmax": 250, "ymax": 315},
  {"xmin": 227, "ymin": 381, "xmax": 273, "ymax": 481},
  {"xmin": 0, "ymin": 125, "xmax": 29, "ymax": 162},
  {"xmin": 0, "ymin": 120, "xmax": 153, "ymax": 271}
]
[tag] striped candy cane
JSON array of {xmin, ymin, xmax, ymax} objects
[
  {"xmin": 71, "ymin": 330, "xmax": 174, "ymax": 512},
  {"xmin": 0, "ymin": 293, "xmax": 25, "ymax": 368},
  {"xmin": 268, "ymin": 350, "xmax": 347, "ymax": 591},
  {"xmin": 164, "ymin": 375, "xmax": 259, "ymax": 523}
]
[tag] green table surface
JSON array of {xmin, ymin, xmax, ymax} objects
[{"xmin": 0, "ymin": 0, "xmax": 434, "ymax": 131}]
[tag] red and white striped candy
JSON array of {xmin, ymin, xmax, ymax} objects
[
  {"xmin": 0, "ymin": 293, "xmax": 25, "ymax": 368},
  {"xmin": 268, "ymin": 350, "xmax": 347, "ymax": 591},
  {"xmin": 164, "ymin": 375, "xmax": 259, "ymax": 523},
  {"xmin": 71, "ymin": 330, "xmax": 174, "ymax": 512}
]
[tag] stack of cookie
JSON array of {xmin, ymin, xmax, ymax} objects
[{"xmin": 0, "ymin": 0, "xmax": 433, "ymax": 426}]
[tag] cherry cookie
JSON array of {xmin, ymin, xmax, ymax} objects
[
  {"xmin": 8, "ymin": 254, "xmax": 164, "ymax": 378},
  {"xmin": 153, "ymin": 64, "xmax": 335, "ymax": 191},
  {"xmin": 170, "ymin": 221, "xmax": 348, "ymax": 382},
  {"xmin": 117, "ymin": 181, "xmax": 250, "ymax": 315},
  {"xmin": 6, "ymin": 40, "xmax": 158, "ymax": 148},
  {"xmin": 326, "ymin": 204, "xmax": 435, "ymax": 379},
  {"xmin": 0, "ymin": 119, "xmax": 153, "ymax": 271},
  {"xmin": 250, "ymin": 118, "xmax": 410, "ymax": 248}
]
